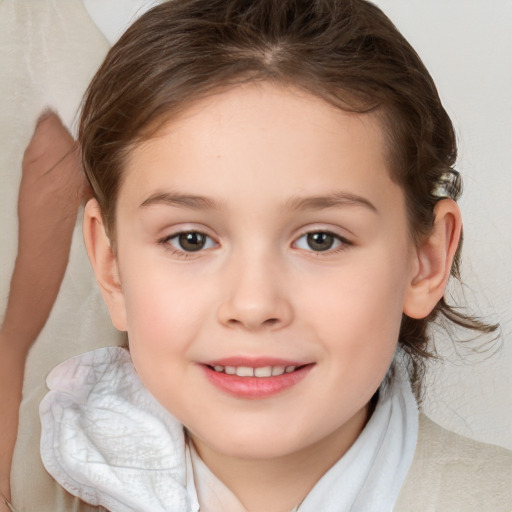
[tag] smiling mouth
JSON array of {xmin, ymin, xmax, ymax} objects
[
  {"xmin": 202, "ymin": 362, "xmax": 314, "ymax": 398},
  {"xmin": 208, "ymin": 364, "xmax": 302, "ymax": 377}
]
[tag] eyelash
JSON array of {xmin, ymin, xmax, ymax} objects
[
  {"xmin": 158, "ymin": 229, "xmax": 351, "ymax": 257},
  {"xmin": 293, "ymin": 230, "xmax": 352, "ymax": 254},
  {"xmin": 158, "ymin": 231, "xmax": 217, "ymax": 258}
]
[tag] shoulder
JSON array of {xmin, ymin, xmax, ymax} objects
[{"xmin": 394, "ymin": 414, "xmax": 512, "ymax": 512}]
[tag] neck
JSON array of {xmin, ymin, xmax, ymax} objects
[{"xmin": 190, "ymin": 404, "xmax": 369, "ymax": 512}]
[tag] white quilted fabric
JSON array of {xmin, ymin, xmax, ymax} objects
[{"xmin": 40, "ymin": 347, "xmax": 199, "ymax": 512}]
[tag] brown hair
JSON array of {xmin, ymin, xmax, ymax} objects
[{"xmin": 79, "ymin": 0, "xmax": 496, "ymax": 395}]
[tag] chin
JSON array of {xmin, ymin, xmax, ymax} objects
[{"xmin": 188, "ymin": 418, "xmax": 319, "ymax": 460}]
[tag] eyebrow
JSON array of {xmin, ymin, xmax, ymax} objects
[
  {"xmin": 285, "ymin": 192, "xmax": 378, "ymax": 213},
  {"xmin": 139, "ymin": 190, "xmax": 377, "ymax": 214},
  {"xmin": 140, "ymin": 192, "xmax": 220, "ymax": 210}
]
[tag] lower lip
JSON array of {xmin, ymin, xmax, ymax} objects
[{"xmin": 201, "ymin": 364, "xmax": 313, "ymax": 399}]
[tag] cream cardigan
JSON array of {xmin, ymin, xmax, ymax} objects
[{"xmin": 394, "ymin": 414, "xmax": 512, "ymax": 511}]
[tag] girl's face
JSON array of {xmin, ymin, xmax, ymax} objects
[{"xmin": 111, "ymin": 83, "xmax": 419, "ymax": 461}]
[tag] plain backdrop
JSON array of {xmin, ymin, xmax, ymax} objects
[{"xmin": 372, "ymin": 0, "xmax": 512, "ymax": 450}]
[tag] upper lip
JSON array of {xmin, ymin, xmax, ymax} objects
[{"xmin": 201, "ymin": 357, "xmax": 310, "ymax": 367}]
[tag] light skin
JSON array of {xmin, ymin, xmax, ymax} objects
[
  {"xmin": 85, "ymin": 83, "xmax": 461, "ymax": 512},
  {"xmin": 1, "ymin": 112, "xmax": 85, "ymax": 510}
]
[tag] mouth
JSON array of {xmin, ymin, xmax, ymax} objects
[
  {"xmin": 200, "ymin": 361, "xmax": 314, "ymax": 398},
  {"xmin": 208, "ymin": 363, "xmax": 304, "ymax": 377}
]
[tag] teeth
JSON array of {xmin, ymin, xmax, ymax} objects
[
  {"xmin": 254, "ymin": 366, "xmax": 272, "ymax": 377},
  {"xmin": 236, "ymin": 366, "xmax": 254, "ymax": 377},
  {"xmin": 271, "ymin": 366, "xmax": 285, "ymax": 376},
  {"xmin": 211, "ymin": 364, "xmax": 297, "ymax": 377}
]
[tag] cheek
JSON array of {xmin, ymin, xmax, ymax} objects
[
  {"xmin": 308, "ymin": 251, "xmax": 407, "ymax": 322},
  {"xmin": 299, "ymin": 249, "xmax": 410, "ymax": 371},
  {"xmin": 121, "ymin": 255, "xmax": 198, "ymax": 337},
  {"xmin": 117, "ymin": 262, "xmax": 202, "ymax": 388},
  {"xmin": 121, "ymin": 270, "xmax": 203, "ymax": 412}
]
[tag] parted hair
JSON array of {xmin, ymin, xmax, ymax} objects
[{"xmin": 79, "ymin": 0, "xmax": 496, "ymax": 396}]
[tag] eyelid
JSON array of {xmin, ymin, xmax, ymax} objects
[
  {"xmin": 169, "ymin": 232, "xmax": 216, "ymax": 249},
  {"xmin": 158, "ymin": 227, "xmax": 219, "ymax": 256},
  {"xmin": 292, "ymin": 227, "xmax": 353, "ymax": 253},
  {"xmin": 157, "ymin": 222, "xmax": 218, "ymax": 242}
]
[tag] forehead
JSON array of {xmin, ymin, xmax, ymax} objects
[{"xmin": 119, "ymin": 82, "xmax": 402, "ymax": 216}]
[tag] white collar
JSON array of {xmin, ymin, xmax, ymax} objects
[{"xmin": 40, "ymin": 347, "xmax": 418, "ymax": 512}]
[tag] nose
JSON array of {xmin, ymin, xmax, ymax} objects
[{"xmin": 217, "ymin": 255, "xmax": 293, "ymax": 331}]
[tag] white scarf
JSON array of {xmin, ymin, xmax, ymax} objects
[{"xmin": 40, "ymin": 346, "xmax": 418, "ymax": 512}]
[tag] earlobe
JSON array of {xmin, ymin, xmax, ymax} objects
[
  {"xmin": 83, "ymin": 199, "xmax": 127, "ymax": 331},
  {"xmin": 403, "ymin": 199, "xmax": 462, "ymax": 319}
]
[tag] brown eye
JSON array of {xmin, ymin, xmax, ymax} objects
[
  {"xmin": 167, "ymin": 232, "xmax": 215, "ymax": 252},
  {"xmin": 306, "ymin": 232, "xmax": 335, "ymax": 251},
  {"xmin": 294, "ymin": 231, "xmax": 348, "ymax": 253}
]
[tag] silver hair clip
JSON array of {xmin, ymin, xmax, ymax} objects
[{"xmin": 431, "ymin": 169, "xmax": 461, "ymax": 200}]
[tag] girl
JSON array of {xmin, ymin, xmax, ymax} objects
[{"xmin": 5, "ymin": 0, "xmax": 512, "ymax": 510}]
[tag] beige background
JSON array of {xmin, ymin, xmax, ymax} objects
[{"xmin": 374, "ymin": 0, "xmax": 512, "ymax": 450}]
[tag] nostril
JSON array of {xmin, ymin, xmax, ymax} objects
[
  {"xmin": 225, "ymin": 316, "xmax": 280, "ymax": 330},
  {"xmin": 217, "ymin": 296, "xmax": 293, "ymax": 330}
]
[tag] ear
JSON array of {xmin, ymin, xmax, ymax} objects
[
  {"xmin": 83, "ymin": 199, "xmax": 127, "ymax": 331},
  {"xmin": 403, "ymin": 199, "xmax": 462, "ymax": 319}
]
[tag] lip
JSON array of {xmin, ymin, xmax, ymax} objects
[
  {"xmin": 203, "ymin": 357, "xmax": 306, "ymax": 367},
  {"xmin": 200, "ymin": 361, "xmax": 314, "ymax": 399}
]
